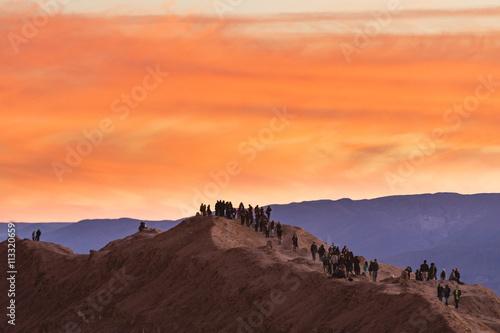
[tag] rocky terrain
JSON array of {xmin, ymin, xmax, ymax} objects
[{"xmin": 1, "ymin": 215, "xmax": 500, "ymax": 332}]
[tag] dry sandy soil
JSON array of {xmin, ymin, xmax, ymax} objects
[{"xmin": 1, "ymin": 215, "xmax": 500, "ymax": 333}]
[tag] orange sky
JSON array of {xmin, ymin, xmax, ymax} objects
[{"xmin": 1, "ymin": 6, "xmax": 500, "ymax": 222}]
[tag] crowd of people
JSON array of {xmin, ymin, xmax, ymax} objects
[
  {"xmin": 199, "ymin": 200, "xmax": 466, "ymax": 308},
  {"xmin": 310, "ymin": 242, "xmax": 380, "ymax": 282},
  {"xmin": 199, "ymin": 201, "xmax": 283, "ymax": 244},
  {"xmin": 138, "ymin": 221, "xmax": 148, "ymax": 231},
  {"xmin": 398, "ymin": 260, "xmax": 465, "ymax": 309},
  {"xmin": 437, "ymin": 284, "xmax": 462, "ymax": 308},
  {"xmin": 403, "ymin": 260, "xmax": 464, "ymax": 285}
]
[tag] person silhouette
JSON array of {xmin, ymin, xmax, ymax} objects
[{"xmin": 292, "ymin": 234, "xmax": 298, "ymax": 252}]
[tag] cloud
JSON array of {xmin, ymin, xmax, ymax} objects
[{"xmin": 1, "ymin": 7, "xmax": 500, "ymax": 221}]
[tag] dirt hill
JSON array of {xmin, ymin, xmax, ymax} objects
[{"xmin": 1, "ymin": 216, "xmax": 500, "ymax": 333}]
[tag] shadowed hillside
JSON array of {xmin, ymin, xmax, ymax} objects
[{"xmin": 1, "ymin": 216, "xmax": 500, "ymax": 332}]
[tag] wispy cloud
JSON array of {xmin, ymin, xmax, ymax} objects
[{"xmin": 1, "ymin": 7, "xmax": 499, "ymax": 221}]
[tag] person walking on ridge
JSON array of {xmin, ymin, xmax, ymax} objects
[
  {"xmin": 437, "ymin": 284, "xmax": 444, "ymax": 302},
  {"xmin": 310, "ymin": 242, "xmax": 318, "ymax": 261},
  {"xmin": 292, "ymin": 234, "xmax": 298, "ymax": 252},
  {"xmin": 444, "ymin": 285, "xmax": 451, "ymax": 306},
  {"xmin": 420, "ymin": 260, "xmax": 429, "ymax": 281},
  {"xmin": 454, "ymin": 287, "xmax": 462, "ymax": 308},
  {"xmin": 372, "ymin": 259, "xmax": 379, "ymax": 282}
]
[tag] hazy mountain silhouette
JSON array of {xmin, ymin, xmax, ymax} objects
[
  {"xmin": 1, "ymin": 218, "xmax": 180, "ymax": 254},
  {"xmin": 0, "ymin": 222, "xmax": 72, "ymax": 239},
  {"xmin": 3, "ymin": 192, "xmax": 498, "ymax": 296},
  {"xmin": 269, "ymin": 193, "xmax": 500, "ymax": 295}
]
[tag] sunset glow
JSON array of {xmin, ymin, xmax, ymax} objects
[{"xmin": 1, "ymin": 2, "xmax": 500, "ymax": 222}]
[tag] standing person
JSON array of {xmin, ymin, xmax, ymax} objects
[
  {"xmin": 318, "ymin": 245, "xmax": 326, "ymax": 260},
  {"xmin": 437, "ymin": 284, "xmax": 444, "ymax": 302},
  {"xmin": 207, "ymin": 205, "xmax": 212, "ymax": 216},
  {"xmin": 331, "ymin": 254, "xmax": 338, "ymax": 272},
  {"xmin": 266, "ymin": 206, "xmax": 272, "ymax": 219},
  {"xmin": 353, "ymin": 256, "xmax": 361, "ymax": 276},
  {"xmin": 270, "ymin": 220, "xmax": 275, "ymax": 237},
  {"xmin": 240, "ymin": 209, "xmax": 246, "ymax": 226},
  {"xmin": 443, "ymin": 285, "xmax": 451, "ymax": 306},
  {"xmin": 368, "ymin": 261, "xmax": 373, "ymax": 278},
  {"xmin": 310, "ymin": 242, "xmax": 318, "ymax": 261},
  {"xmin": 32, "ymin": 231, "xmax": 35, "ymax": 241},
  {"xmin": 292, "ymin": 234, "xmax": 298, "ymax": 252},
  {"xmin": 265, "ymin": 223, "xmax": 270, "ymax": 238},
  {"xmin": 248, "ymin": 205, "xmax": 253, "ymax": 223},
  {"xmin": 277, "ymin": 226, "xmax": 283, "ymax": 245},
  {"xmin": 327, "ymin": 254, "xmax": 333, "ymax": 274},
  {"xmin": 345, "ymin": 256, "xmax": 353, "ymax": 277},
  {"xmin": 36, "ymin": 229, "xmax": 41, "ymax": 241},
  {"xmin": 363, "ymin": 261, "xmax": 370, "ymax": 277},
  {"xmin": 440, "ymin": 269, "xmax": 446, "ymax": 281},
  {"xmin": 405, "ymin": 266, "xmax": 412, "ymax": 280},
  {"xmin": 449, "ymin": 269, "xmax": 456, "ymax": 281},
  {"xmin": 138, "ymin": 221, "xmax": 146, "ymax": 231},
  {"xmin": 454, "ymin": 287, "xmax": 462, "ymax": 308},
  {"xmin": 429, "ymin": 263, "xmax": 437, "ymax": 280},
  {"xmin": 420, "ymin": 260, "xmax": 429, "ymax": 281},
  {"xmin": 455, "ymin": 269, "xmax": 462, "ymax": 284},
  {"xmin": 322, "ymin": 255, "xmax": 329, "ymax": 273},
  {"xmin": 372, "ymin": 259, "xmax": 379, "ymax": 282}
]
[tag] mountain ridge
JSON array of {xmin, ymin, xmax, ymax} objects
[{"xmin": 1, "ymin": 215, "xmax": 500, "ymax": 332}]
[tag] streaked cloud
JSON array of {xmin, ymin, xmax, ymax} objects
[{"xmin": 1, "ymin": 7, "xmax": 499, "ymax": 221}]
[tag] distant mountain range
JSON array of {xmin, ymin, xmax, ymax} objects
[
  {"xmin": 270, "ymin": 193, "xmax": 500, "ymax": 295},
  {"xmin": 0, "ymin": 218, "xmax": 181, "ymax": 254},
  {"xmin": 2, "ymin": 192, "xmax": 498, "ymax": 295}
]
